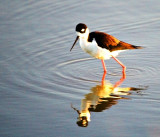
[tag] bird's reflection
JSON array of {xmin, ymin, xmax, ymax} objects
[{"xmin": 71, "ymin": 72, "xmax": 145, "ymax": 127}]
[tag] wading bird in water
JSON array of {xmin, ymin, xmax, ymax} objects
[{"xmin": 70, "ymin": 23, "xmax": 143, "ymax": 76}]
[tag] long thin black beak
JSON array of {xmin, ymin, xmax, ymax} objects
[{"xmin": 70, "ymin": 36, "xmax": 79, "ymax": 51}]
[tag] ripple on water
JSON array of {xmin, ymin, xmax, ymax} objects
[{"xmin": 51, "ymin": 56, "xmax": 145, "ymax": 86}]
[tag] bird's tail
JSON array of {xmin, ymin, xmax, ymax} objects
[
  {"xmin": 131, "ymin": 45, "xmax": 144, "ymax": 49},
  {"xmin": 110, "ymin": 41, "xmax": 144, "ymax": 51}
]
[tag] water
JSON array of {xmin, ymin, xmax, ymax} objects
[{"xmin": 0, "ymin": 0, "xmax": 160, "ymax": 137}]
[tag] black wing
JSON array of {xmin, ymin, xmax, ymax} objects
[{"xmin": 88, "ymin": 32, "xmax": 142, "ymax": 52}]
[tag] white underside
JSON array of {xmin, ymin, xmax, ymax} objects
[{"xmin": 79, "ymin": 38, "xmax": 124, "ymax": 60}]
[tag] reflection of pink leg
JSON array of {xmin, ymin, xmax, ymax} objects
[
  {"xmin": 101, "ymin": 71, "xmax": 106, "ymax": 85},
  {"xmin": 111, "ymin": 55, "xmax": 126, "ymax": 77},
  {"xmin": 101, "ymin": 59, "xmax": 107, "ymax": 73},
  {"xmin": 113, "ymin": 74, "xmax": 126, "ymax": 88}
]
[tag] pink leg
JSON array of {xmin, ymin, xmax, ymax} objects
[
  {"xmin": 113, "ymin": 73, "xmax": 126, "ymax": 88},
  {"xmin": 101, "ymin": 71, "xmax": 106, "ymax": 85},
  {"xmin": 101, "ymin": 59, "xmax": 107, "ymax": 73},
  {"xmin": 111, "ymin": 55, "xmax": 126, "ymax": 77}
]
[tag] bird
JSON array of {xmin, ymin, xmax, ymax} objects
[{"xmin": 70, "ymin": 23, "xmax": 143, "ymax": 76}]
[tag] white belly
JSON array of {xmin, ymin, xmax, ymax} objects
[{"xmin": 79, "ymin": 39, "xmax": 122, "ymax": 60}]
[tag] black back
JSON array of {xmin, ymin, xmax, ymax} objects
[{"xmin": 88, "ymin": 31, "xmax": 142, "ymax": 52}]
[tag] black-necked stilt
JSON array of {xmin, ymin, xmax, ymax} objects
[{"xmin": 70, "ymin": 23, "xmax": 143, "ymax": 76}]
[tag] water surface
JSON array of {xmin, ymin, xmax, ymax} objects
[{"xmin": 0, "ymin": 0, "xmax": 160, "ymax": 137}]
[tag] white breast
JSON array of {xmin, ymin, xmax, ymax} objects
[{"xmin": 79, "ymin": 38, "xmax": 122, "ymax": 60}]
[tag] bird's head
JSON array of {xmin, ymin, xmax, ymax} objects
[
  {"xmin": 76, "ymin": 23, "xmax": 89, "ymax": 39},
  {"xmin": 70, "ymin": 23, "xmax": 89, "ymax": 51}
]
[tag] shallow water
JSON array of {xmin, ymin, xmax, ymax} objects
[{"xmin": 0, "ymin": 0, "xmax": 160, "ymax": 137}]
